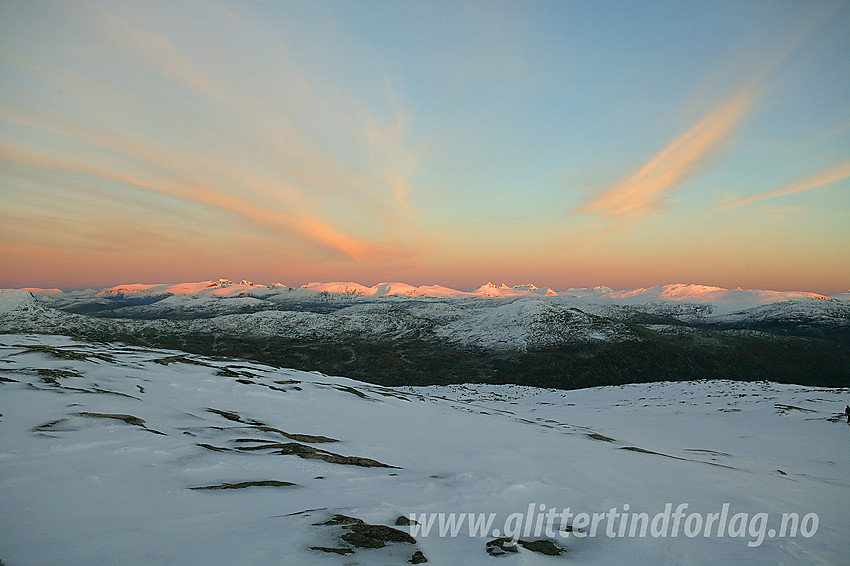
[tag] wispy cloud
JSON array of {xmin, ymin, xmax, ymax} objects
[
  {"xmin": 578, "ymin": 87, "xmax": 758, "ymax": 219},
  {"xmin": 0, "ymin": 144, "xmax": 410, "ymax": 262},
  {"xmin": 567, "ymin": 3, "xmax": 841, "ymax": 252},
  {"xmin": 365, "ymin": 112, "xmax": 419, "ymax": 213},
  {"xmin": 719, "ymin": 159, "xmax": 850, "ymax": 210},
  {"xmin": 0, "ymin": 0, "xmax": 423, "ymax": 266}
]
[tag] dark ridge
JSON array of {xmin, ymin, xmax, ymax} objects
[{"xmin": 190, "ymin": 480, "xmax": 297, "ymax": 490}]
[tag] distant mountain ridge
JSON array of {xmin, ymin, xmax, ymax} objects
[
  {"xmin": 2, "ymin": 278, "xmax": 848, "ymax": 389},
  {"xmin": 19, "ymin": 278, "xmax": 841, "ymax": 315}
]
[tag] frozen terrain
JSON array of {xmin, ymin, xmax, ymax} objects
[
  {"xmin": 8, "ymin": 278, "xmax": 845, "ymax": 320},
  {"xmin": 1, "ymin": 280, "xmax": 849, "ymax": 389},
  {"xmin": 1, "ymin": 334, "xmax": 848, "ymax": 565}
]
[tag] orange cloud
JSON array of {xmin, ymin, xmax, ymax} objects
[
  {"xmin": 0, "ymin": 2, "xmax": 424, "ymax": 264},
  {"xmin": 82, "ymin": 2, "xmax": 419, "ymax": 222},
  {"xmin": 579, "ymin": 87, "xmax": 757, "ymax": 219},
  {"xmin": 720, "ymin": 159, "xmax": 850, "ymax": 210},
  {"xmin": 0, "ymin": 145, "xmax": 411, "ymax": 262}
]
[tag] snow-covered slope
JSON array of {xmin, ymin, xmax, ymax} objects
[
  {"xmin": 831, "ymin": 290, "xmax": 850, "ymax": 301},
  {"xmin": 0, "ymin": 289, "xmax": 43, "ymax": 314},
  {"xmin": 98, "ymin": 279, "xmax": 281, "ymax": 300},
  {"xmin": 431, "ymin": 299, "xmax": 629, "ymax": 350},
  {"xmin": 0, "ymin": 334, "xmax": 847, "ymax": 565},
  {"xmin": 561, "ymin": 283, "xmax": 831, "ymax": 316}
]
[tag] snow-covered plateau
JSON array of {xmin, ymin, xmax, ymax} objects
[{"xmin": 0, "ymin": 334, "xmax": 848, "ymax": 565}]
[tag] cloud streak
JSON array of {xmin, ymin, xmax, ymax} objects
[
  {"xmin": 0, "ymin": 0, "xmax": 423, "ymax": 266},
  {"xmin": 719, "ymin": 159, "xmax": 850, "ymax": 210},
  {"xmin": 0, "ymin": 144, "xmax": 410, "ymax": 262},
  {"xmin": 578, "ymin": 87, "xmax": 758, "ymax": 219}
]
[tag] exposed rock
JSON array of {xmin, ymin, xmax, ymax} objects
[
  {"xmin": 152, "ymin": 355, "xmax": 210, "ymax": 367},
  {"xmin": 309, "ymin": 546, "xmax": 353, "ymax": 555},
  {"xmin": 78, "ymin": 412, "xmax": 166, "ymax": 435},
  {"xmin": 196, "ymin": 443, "xmax": 232, "ymax": 452},
  {"xmin": 238, "ymin": 441, "xmax": 398, "ymax": 468},
  {"xmin": 79, "ymin": 412, "xmax": 145, "ymax": 427},
  {"xmin": 189, "ymin": 480, "xmax": 298, "ymax": 490},
  {"xmin": 486, "ymin": 537, "xmax": 518, "ymax": 556},
  {"xmin": 250, "ymin": 424, "xmax": 339, "ymax": 443},
  {"xmin": 517, "ymin": 539, "xmax": 566, "ymax": 555},
  {"xmin": 316, "ymin": 514, "xmax": 365, "ymax": 526},
  {"xmin": 486, "ymin": 537, "xmax": 566, "ymax": 556},
  {"xmin": 341, "ymin": 523, "xmax": 416, "ymax": 548},
  {"xmin": 206, "ymin": 407, "xmax": 253, "ymax": 424}
]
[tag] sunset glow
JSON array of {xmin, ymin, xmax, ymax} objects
[{"xmin": 1, "ymin": 1, "xmax": 848, "ymax": 293}]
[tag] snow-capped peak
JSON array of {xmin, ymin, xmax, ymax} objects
[{"xmin": 15, "ymin": 279, "xmax": 841, "ymax": 313}]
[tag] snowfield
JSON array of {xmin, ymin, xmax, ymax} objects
[
  {"xmin": 2, "ymin": 279, "xmax": 848, "ymax": 355},
  {"xmin": 1, "ymin": 334, "xmax": 848, "ymax": 565}
]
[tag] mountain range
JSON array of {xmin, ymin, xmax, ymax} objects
[{"xmin": 2, "ymin": 279, "xmax": 848, "ymax": 388}]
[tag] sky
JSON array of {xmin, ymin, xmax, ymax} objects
[{"xmin": 1, "ymin": 0, "xmax": 848, "ymax": 293}]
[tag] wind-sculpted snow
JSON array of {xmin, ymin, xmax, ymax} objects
[{"xmin": 1, "ymin": 334, "xmax": 848, "ymax": 565}]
